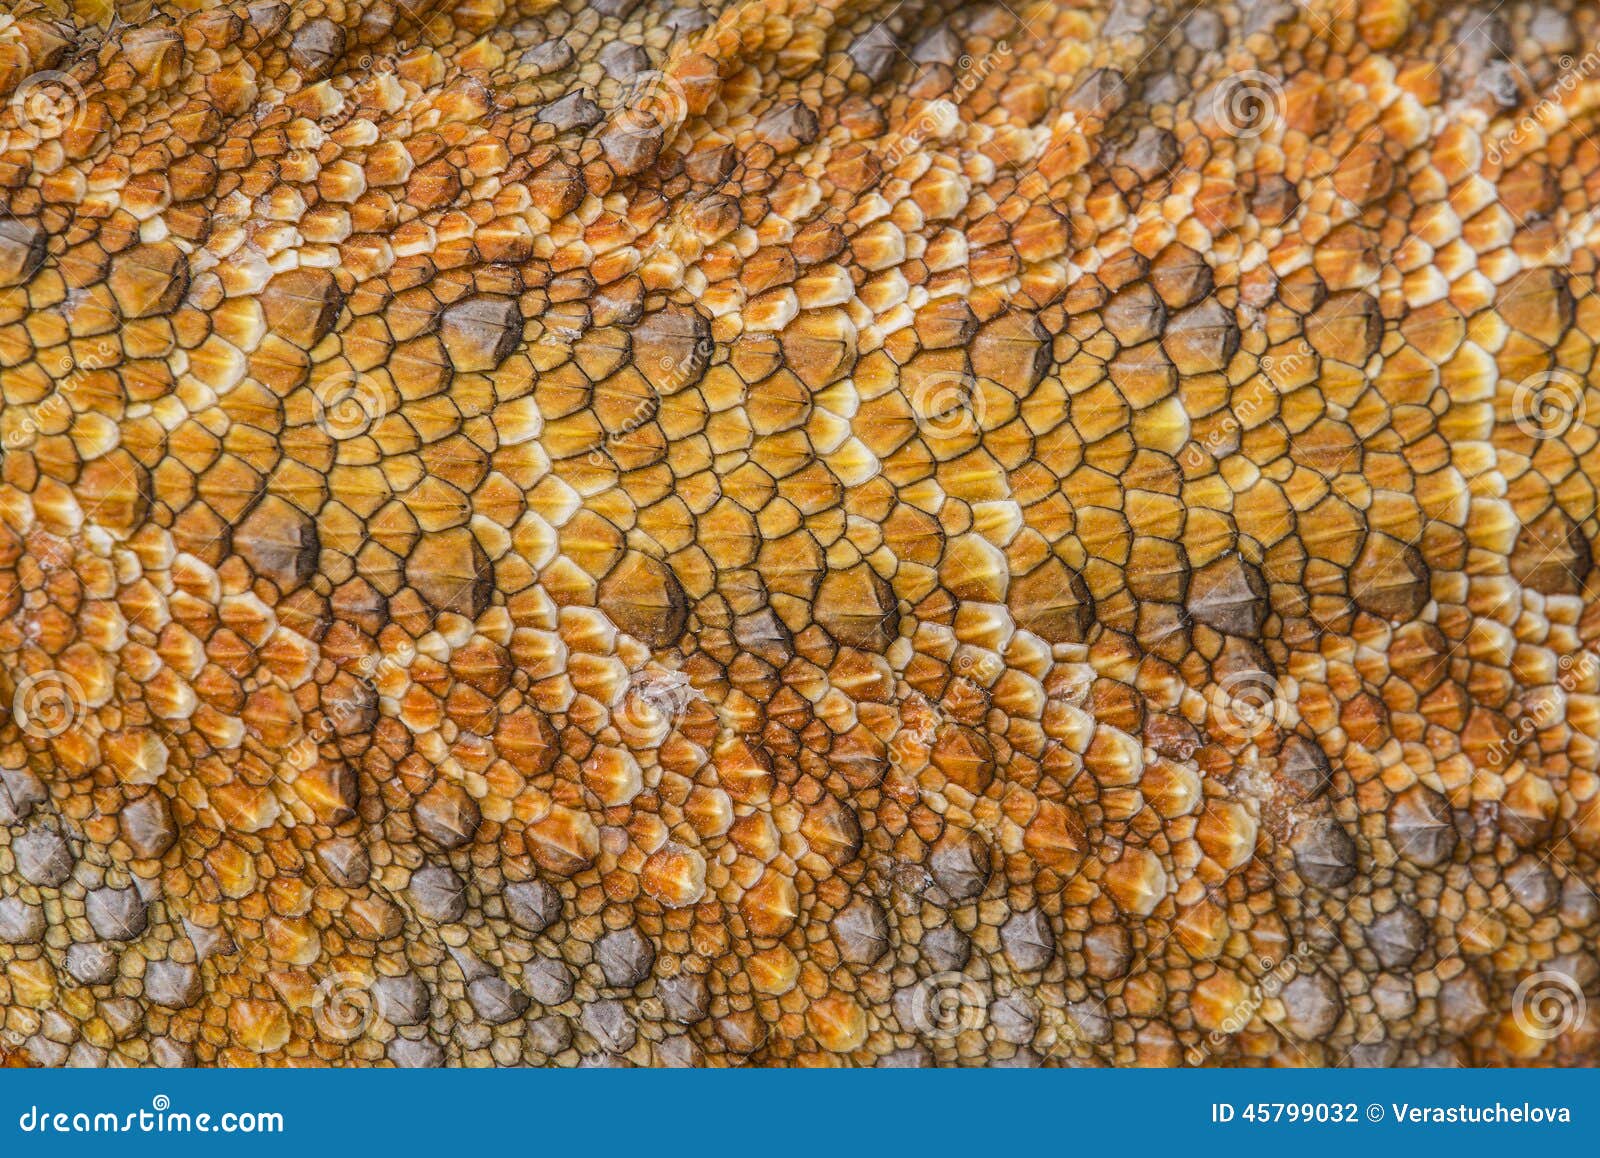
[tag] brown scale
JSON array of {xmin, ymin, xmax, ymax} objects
[{"xmin": 1, "ymin": 0, "xmax": 1599, "ymax": 1068}]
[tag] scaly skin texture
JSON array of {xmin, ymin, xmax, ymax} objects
[{"xmin": 2, "ymin": 0, "xmax": 1600, "ymax": 1068}]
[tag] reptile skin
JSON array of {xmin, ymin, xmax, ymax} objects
[{"xmin": 1, "ymin": 0, "xmax": 1600, "ymax": 1068}]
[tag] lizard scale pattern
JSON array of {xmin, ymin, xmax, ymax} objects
[{"xmin": 1, "ymin": 0, "xmax": 1599, "ymax": 1067}]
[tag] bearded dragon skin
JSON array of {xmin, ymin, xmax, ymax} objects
[{"xmin": 1, "ymin": 0, "xmax": 1599, "ymax": 1068}]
